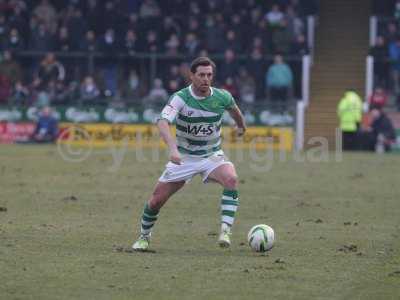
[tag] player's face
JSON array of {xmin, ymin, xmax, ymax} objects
[{"xmin": 191, "ymin": 65, "xmax": 213, "ymax": 95}]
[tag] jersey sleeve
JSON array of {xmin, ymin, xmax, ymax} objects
[
  {"xmin": 157, "ymin": 94, "xmax": 185, "ymax": 123},
  {"xmin": 222, "ymin": 89, "xmax": 236, "ymax": 109}
]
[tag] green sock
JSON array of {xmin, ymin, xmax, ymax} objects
[
  {"xmin": 221, "ymin": 189, "xmax": 239, "ymax": 228},
  {"xmin": 140, "ymin": 203, "xmax": 159, "ymax": 236}
]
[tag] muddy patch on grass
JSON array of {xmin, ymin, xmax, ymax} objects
[
  {"xmin": 388, "ymin": 271, "xmax": 400, "ymax": 277},
  {"xmin": 337, "ymin": 244, "xmax": 358, "ymax": 253},
  {"xmin": 344, "ymin": 221, "xmax": 358, "ymax": 226},
  {"xmin": 349, "ymin": 172, "xmax": 364, "ymax": 180},
  {"xmin": 112, "ymin": 245, "xmax": 156, "ymax": 254},
  {"xmin": 62, "ymin": 195, "xmax": 78, "ymax": 202}
]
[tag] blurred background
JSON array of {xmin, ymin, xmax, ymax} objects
[
  {"xmin": 0, "ymin": 0, "xmax": 317, "ymax": 126},
  {"xmin": 0, "ymin": 0, "xmax": 399, "ymax": 152}
]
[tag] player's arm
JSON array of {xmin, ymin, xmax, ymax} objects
[
  {"xmin": 228, "ymin": 104, "xmax": 247, "ymax": 137},
  {"xmin": 157, "ymin": 95, "xmax": 184, "ymax": 164},
  {"xmin": 157, "ymin": 119, "xmax": 181, "ymax": 165}
]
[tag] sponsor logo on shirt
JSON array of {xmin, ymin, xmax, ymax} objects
[{"xmin": 187, "ymin": 124, "xmax": 214, "ymax": 136}]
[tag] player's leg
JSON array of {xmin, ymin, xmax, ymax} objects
[
  {"xmin": 132, "ymin": 181, "xmax": 185, "ymax": 251},
  {"xmin": 207, "ymin": 163, "xmax": 239, "ymax": 248},
  {"xmin": 148, "ymin": 180, "xmax": 186, "ymax": 211}
]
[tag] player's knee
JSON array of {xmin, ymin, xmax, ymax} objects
[
  {"xmin": 224, "ymin": 175, "xmax": 238, "ymax": 190},
  {"xmin": 149, "ymin": 190, "xmax": 166, "ymax": 210},
  {"xmin": 148, "ymin": 198, "xmax": 160, "ymax": 211}
]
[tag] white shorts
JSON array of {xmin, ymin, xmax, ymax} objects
[{"xmin": 159, "ymin": 151, "xmax": 233, "ymax": 183}]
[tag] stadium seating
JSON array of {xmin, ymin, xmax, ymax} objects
[{"xmin": 0, "ymin": 0, "xmax": 318, "ymax": 122}]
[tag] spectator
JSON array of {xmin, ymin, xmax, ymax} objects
[
  {"xmin": 0, "ymin": 74, "xmax": 11, "ymax": 104},
  {"xmin": 337, "ymin": 89, "xmax": 363, "ymax": 151},
  {"xmin": 218, "ymin": 49, "xmax": 239, "ymax": 83},
  {"xmin": 286, "ymin": 5, "xmax": 304, "ymax": 37},
  {"xmin": 31, "ymin": 106, "xmax": 58, "ymax": 143},
  {"xmin": 55, "ymin": 26, "xmax": 73, "ymax": 52},
  {"xmin": 100, "ymin": 28, "xmax": 118, "ymax": 54},
  {"xmin": 248, "ymin": 36, "xmax": 268, "ymax": 55},
  {"xmin": 370, "ymin": 36, "xmax": 389, "ymax": 88},
  {"xmin": 164, "ymin": 64, "xmax": 183, "ymax": 89},
  {"xmin": 144, "ymin": 78, "xmax": 168, "ymax": 108},
  {"xmin": 165, "ymin": 33, "xmax": 180, "ymax": 56},
  {"xmin": 290, "ymin": 33, "xmax": 309, "ymax": 55},
  {"xmin": 29, "ymin": 22, "xmax": 54, "ymax": 51},
  {"xmin": 80, "ymin": 30, "xmax": 97, "ymax": 52},
  {"xmin": 49, "ymin": 80, "xmax": 75, "ymax": 105},
  {"xmin": 8, "ymin": 5, "xmax": 28, "ymax": 41},
  {"xmin": 101, "ymin": 1, "xmax": 119, "ymax": 32},
  {"xmin": 5, "ymin": 28, "xmax": 24, "ymax": 52},
  {"xmin": 79, "ymin": 75, "xmax": 100, "ymax": 104},
  {"xmin": 139, "ymin": 0, "xmax": 161, "ymax": 19},
  {"xmin": 143, "ymin": 30, "xmax": 159, "ymax": 53},
  {"xmin": 204, "ymin": 15, "xmax": 224, "ymax": 53},
  {"xmin": 255, "ymin": 19, "xmax": 270, "ymax": 45},
  {"xmin": 272, "ymin": 19, "xmax": 293, "ymax": 54},
  {"xmin": 166, "ymin": 78, "xmax": 180, "ymax": 95},
  {"xmin": 266, "ymin": 54, "xmax": 293, "ymax": 107},
  {"xmin": 389, "ymin": 38, "xmax": 400, "ymax": 95},
  {"xmin": 10, "ymin": 80, "xmax": 30, "ymax": 106},
  {"xmin": 183, "ymin": 32, "xmax": 201, "ymax": 58},
  {"xmin": 122, "ymin": 69, "xmax": 141, "ymax": 105},
  {"xmin": 124, "ymin": 13, "xmax": 140, "ymax": 33},
  {"xmin": 0, "ymin": 50, "xmax": 22, "ymax": 85},
  {"xmin": 189, "ymin": 1, "xmax": 201, "ymax": 15},
  {"xmin": 290, "ymin": 34, "xmax": 308, "ymax": 97},
  {"xmin": 0, "ymin": 14, "xmax": 9, "ymax": 49},
  {"xmin": 395, "ymin": 0, "xmax": 400, "ymax": 22},
  {"xmin": 368, "ymin": 87, "xmax": 388, "ymax": 110},
  {"xmin": 229, "ymin": 14, "xmax": 244, "ymax": 42},
  {"xmin": 250, "ymin": 7, "xmax": 265, "ymax": 35},
  {"xmin": 246, "ymin": 47, "xmax": 267, "ymax": 99},
  {"xmin": 179, "ymin": 62, "xmax": 191, "ymax": 85},
  {"xmin": 236, "ymin": 68, "xmax": 256, "ymax": 106},
  {"xmin": 385, "ymin": 22, "xmax": 398, "ymax": 44},
  {"xmin": 161, "ymin": 16, "xmax": 181, "ymax": 41},
  {"xmin": 33, "ymin": 0, "xmax": 57, "ymax": 34},
  {"xmin": 124, "ymin": 29, "xmax": 139, "ymax": 55},
  {"xmin": 222, "ymin": 76, "xmax": 238, "ymax": 99},
  {"xmin": 35, "ymin": 53, "xmax": 66, "ymax": 90},
  {"xmin": 100, "ymin": 28, "xmax": 118, "ymax": 96},
  {"xmin": 66, "ymin": 8, "xmax": 87, "ymax": 48},
  {"xmin": 85, "ymin": 0, "xmax": 102, "ymax": 31},
  {"xmin": 187, "ymin": 16, "xmax": 201, "ymax": 37},
  {"xmin": 265, "ymin": 4, "xmax": 284, "ymax": 27},
  {"xmin": 223, "ymin": 30, "xmax": 241, "ymax": 53},
  {"xmin": 362, "ymin": 108, "xmax": 396, "ymax": 152}
]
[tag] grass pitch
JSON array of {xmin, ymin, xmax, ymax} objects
[{"xmin": 1, "ymin": 145, "xmax": 400, "ymax": 300}]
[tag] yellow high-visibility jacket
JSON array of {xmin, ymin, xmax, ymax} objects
[{"xmin": 337, "ymin": 91, "xmax": 362, "ymax": 132}]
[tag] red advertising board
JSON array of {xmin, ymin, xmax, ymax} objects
[{"xmin": 0, "ymin": 122, "xmax": 36, "ymax": 143}]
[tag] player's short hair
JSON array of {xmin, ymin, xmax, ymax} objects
[{"xmin": 190, "ymin": 57, "xmax": 216, "ymax": 74}]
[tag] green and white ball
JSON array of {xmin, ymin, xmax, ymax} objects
[{"xmin": 247, "ymin": 224, "xmax": 275, "ymax": 252}]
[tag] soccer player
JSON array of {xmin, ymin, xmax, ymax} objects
[{"xmin": 132, "ymin": 57, "xmax": 246, "ymax": 251}]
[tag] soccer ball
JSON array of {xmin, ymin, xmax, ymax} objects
[{"xmin": 247, "ymin": 224, "xmax": 275, "ymax": 252}]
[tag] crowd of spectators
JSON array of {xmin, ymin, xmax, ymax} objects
[
  {"xmin": 371, "ymin": 0, "xmax": 400, "ymax": 111},
  {"xmin": 0, "ymin": 0, "xmax": 317, "ymax": 110}
]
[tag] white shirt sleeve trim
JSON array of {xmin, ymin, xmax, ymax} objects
[{"xmin": 157, "ymin": 94, "xmax": 185, "ymax": 123}]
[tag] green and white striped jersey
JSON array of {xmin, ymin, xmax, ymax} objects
[{"xmin": 159, "ymin": 85, "xmax": 236, "ymax": 157}]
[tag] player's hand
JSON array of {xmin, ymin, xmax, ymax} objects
[
  {"xmin": 235, "ymin": 126, "xmax": 246, "ymax": 137},
  {"xmin": 170, "ymin": 148, "xmax": 182, "ymax": 165}
]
